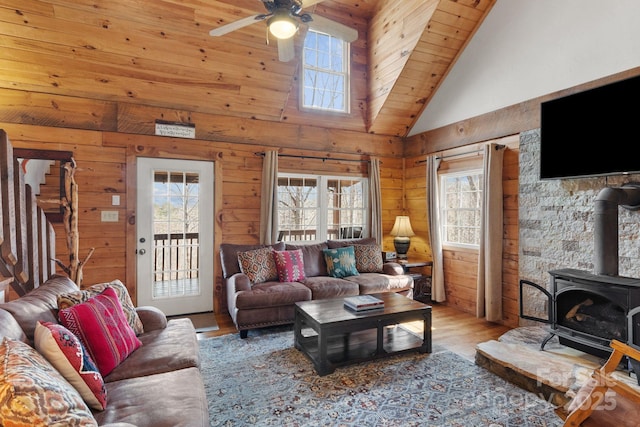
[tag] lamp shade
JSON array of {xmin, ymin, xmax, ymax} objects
[
  {"xmin": 390, "ymin": 216, "xmax": 415, "ymax": 237},
  {"xmin": 268, "ymin": 10, "xmax": 298, "ymax": 39}
]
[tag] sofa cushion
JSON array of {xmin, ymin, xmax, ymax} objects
[
  {"xmin": 34, "ymin": 321, "xmax": 107, "ymax": 411},
  {"xmin": 344, "ymin": 272, "xmax": 414, "ymax": 294},
  {"xmin": 238, "ymin": 246, "xmax": 279, "ymax": 285},
  {"xmin": 94, "ymin": 367, "xmax": 208, "ymax": 427},
  {"xmin": 300, "ymin": 276, "xmax": 360, "ymax": 300},
  {"xmin": 354, "ymin": 244, "xmax": 383, "ymax": 273},
  {"xmin": 0, "ymin": 337, "xmax": 97, "ymax": 426},
  {"xmin": 58, "ymin": 279, "xmax": 144, "ymax": 335},
  {"xmin": 273, "ymin": 249, "xmax": 306, "ymax": 282},
  {"xmin": 104, "ymin": 318, "xmax": 200, "ymax": 383},
  {"xmin": 0, "ymin": 275, "xmax": 79, "ymax": 345},
  {"xmin": 220, "ymin": 242, "xmax": 285, "ymax": 279},
  {"xmin": 59, "ymin": 287, "xmax": 142, "ymax": 377},
  {"xmin": 234, "ymin": 281, "xmax": 311, "ymax": 310},
  {"xmin": 323, "ymin": 246, "xmax": 359, "ymax": 278},
  {"xmin": 285, "ymin": 242, "xmax": 328, "ymax": 277}
]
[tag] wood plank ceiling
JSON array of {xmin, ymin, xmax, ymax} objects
[{"xmin": 0, "ymin": 0, "xmax": 494, "ymax": 138}]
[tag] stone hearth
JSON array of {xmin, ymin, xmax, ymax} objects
[{"xmin": 475, "ymin": 326, "xmax": 640, "ymax": 414}]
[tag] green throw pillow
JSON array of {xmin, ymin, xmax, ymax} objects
[{"xmin": 323, "ymin": 246, "xmax": 359, "ymax": 278}]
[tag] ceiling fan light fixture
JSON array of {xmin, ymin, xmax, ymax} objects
[{"xmin": 267, "ymin": 10, "xmax": 298, "ymax": 39}]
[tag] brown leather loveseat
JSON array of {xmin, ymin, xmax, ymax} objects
[
  {"xmin": 220, "ymin": 238, "xmax": 414, "ymax": 338},
  {"xmin": 0, "ymin": 275, "xmax": 208, "ymax": 427}
]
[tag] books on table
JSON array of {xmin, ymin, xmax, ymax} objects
[{"xmin": 344, "ymin": 295, "xmax": 384, "ymax": 311}]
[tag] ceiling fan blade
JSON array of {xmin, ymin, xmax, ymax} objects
[
  {"xmin": 209, "ymin": 14, "xmax": 265, "ymax": 37},
  {"xmin": 307, "ymin": 15, "xmax": 358, "ymax": 42},
  {"xmin": 277, "ymin": 37, "xmax": 295, "ymax": 62}
]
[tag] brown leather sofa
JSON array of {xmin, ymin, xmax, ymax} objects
[
  {"xmin": 0, "ymin": 275, "xmax": 208, "ymax": 427},
  {"xmin": 220, "ymin": 238, "xmax": 414, "ymax": 338}
]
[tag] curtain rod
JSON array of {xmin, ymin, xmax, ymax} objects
[
  {"xmin": 414, "ymin": 144, "xmax": 505, "ymax": 164},
  {"xmin": 255, "ymin": 152, "xmax": 371, "ymax": 163}
]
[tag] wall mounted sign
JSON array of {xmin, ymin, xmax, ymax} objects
[{"xmin": 154, "ymin": 120, "xmax": 196, "ymax": 139}]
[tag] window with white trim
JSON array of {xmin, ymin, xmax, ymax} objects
[
  {"xmin": 277, "ymin": 174, "xmax": 367, "ymax": 242},
  {"xmin": 301, "ymin": 29, "xmax": 350, "ymax": 113},
  {"xmin": 440, "ymin": 170, "xmax": 483, "ymax": 248}
]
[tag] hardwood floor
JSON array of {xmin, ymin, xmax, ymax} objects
[{"xmin": 197, "ymin": 302, "xmax": 512, "ymax": 362}]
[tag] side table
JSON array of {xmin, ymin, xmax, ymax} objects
[{"xmin": 391, "ymin": 259, "xmax": 432, "ymax": 303}]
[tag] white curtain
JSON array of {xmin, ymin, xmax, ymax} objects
[
  {"xmin": 368, "ymin": 158, "xmax": 382, "ymax": 245},
  {"xmin": 426, "ymin": 156, "xmax": 445, "ymax": 302},
  {"xmin": 476, "ymin": 143, "xmax": 505, "ymax": 321},
  {"xmin": 259, "ymin": 150, "xmax": 278, "ymax": 245}
]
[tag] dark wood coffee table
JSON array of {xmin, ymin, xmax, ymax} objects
[{"xmin": 294, "ymin": 292, "xmax": 431, "ymax": 376}]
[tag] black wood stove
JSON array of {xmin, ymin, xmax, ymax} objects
[
  {"xmin": 521, "ymin": 269, "xmax": 640, "ymax": 358},
  {"xmin": 520, "ymin": 183, "xmax": 640, "ymax": 358}
]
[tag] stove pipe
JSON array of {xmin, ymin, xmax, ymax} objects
[{"xmin": 593, "ymin": 183, "xmax": 640, "ymax": 276}]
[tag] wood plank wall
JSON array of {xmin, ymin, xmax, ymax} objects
[
  {"xmin": 0, "ymin": 93, "xmax": 406, "ymax": 314},
  {"xmin": 9, "ymin": 69, "xmax": 636, "ymax": 329},
  {"xmin": 0, "ymin": 89, "xmax": 522, "ymax": 327}
]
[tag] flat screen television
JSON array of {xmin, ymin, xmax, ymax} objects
[{"xmin": 540, "ymin": 74, "xmax": 640, "ymax": 179}]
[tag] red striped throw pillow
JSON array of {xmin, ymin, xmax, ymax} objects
[{"xmin": 59, "ymin": 287, "xmax": 142, "ymax": 377}]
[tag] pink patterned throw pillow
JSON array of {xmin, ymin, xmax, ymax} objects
[
  {"xmin": 273, "ymin": 249, "xmax": 306, "ymax": 282},
  {"xmin": 34, "ymin": 321, "xmax": 107, "ymax": 411},
  {"xmin": 59, "ymin": 287, "xmax": 142, "ymax": 377},
  {"xmin": 238, "ymin": 246, "xmax": 278, "ymax": 284}
]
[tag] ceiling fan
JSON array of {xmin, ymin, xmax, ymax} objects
[{"xmin": 209, "ymin": 0, "xmax": 358, "ymax": 62}]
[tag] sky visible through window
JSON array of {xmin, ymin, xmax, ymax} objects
[{"xmin": 302, "ymin": 30, "xmax": 348, "ymax": 112}]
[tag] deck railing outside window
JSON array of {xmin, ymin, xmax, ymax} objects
[
  {"xmin": 278, "ymin": 228, "xmax": 363, "ymax": 242},
  {"xmin": 153, "ymin": 232, "xmax": 199, "ymax": 281}
]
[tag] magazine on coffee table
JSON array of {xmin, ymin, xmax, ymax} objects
[{"xmin": 344, "ymin": 295, "xmax": 384, "ymax": 311}]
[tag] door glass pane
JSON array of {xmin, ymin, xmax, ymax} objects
[{"xmin": 152, "ymin": 171, "xmax": 201, "ymax": 299}]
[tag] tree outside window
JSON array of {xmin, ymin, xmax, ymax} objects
[
  {"xmin": 440, "ymin": 170, "xmax": 483, "ymax": 248},
  {"xmin": 153, "ymin": 172, "xmax": 200, "ymax": 284},
  {"xmin": 302, "ymin": 29, "xmax": 350, "ymax": 113},
  {"xmin": 277, "ymin": 174, "xmax": 367, "ymax": 242}
]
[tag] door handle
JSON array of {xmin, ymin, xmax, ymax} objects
[{"xmin": 139, "ymin": 249, "xmax": 146, "ymax": 255}]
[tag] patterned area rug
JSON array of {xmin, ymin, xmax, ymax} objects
[{"xmin": 199, "ymin": 326, "xmax": 562, "ymax": 426}]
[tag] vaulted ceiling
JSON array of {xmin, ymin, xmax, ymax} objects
[{"xmin": 0, "ymin": 0, "xmax": 495, "ymax": 138}]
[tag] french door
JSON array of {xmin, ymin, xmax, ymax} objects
[{"xmin": 136, "ymin": 157, "xmax": 214, "ymax": 316}]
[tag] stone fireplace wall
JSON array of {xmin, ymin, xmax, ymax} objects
[{"xmin": 518, "ymin": 129, "xmax": 640, "ymax": 323}]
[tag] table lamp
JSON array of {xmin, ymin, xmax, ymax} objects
[{"xmin": 390, "ymin": 216, "xmax": 415, "ymax": 259}]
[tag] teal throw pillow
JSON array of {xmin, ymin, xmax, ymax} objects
[{"xmin": 323, "ymin": 246, "xmax": 359, "ymax": 278}]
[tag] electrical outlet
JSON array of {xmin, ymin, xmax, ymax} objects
[
  {"xmin": 112, "ymin": 195, "xmax": 120, "ymax": 206},
  {"xmin": 101, "ymin": 211, "xmax": 119, "ymax": 222}
]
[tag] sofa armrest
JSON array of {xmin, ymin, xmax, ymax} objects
[
  {"xmin": 227, "ymin": 272, "xmax": 252, "ymax": 293},
  {"xmin": 136, "ymin": 305, "xmax": 167, "ymax": 332},
  {"xmin": 383, "ymin": 262, "xmax": 405, "ymax": 275}
]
